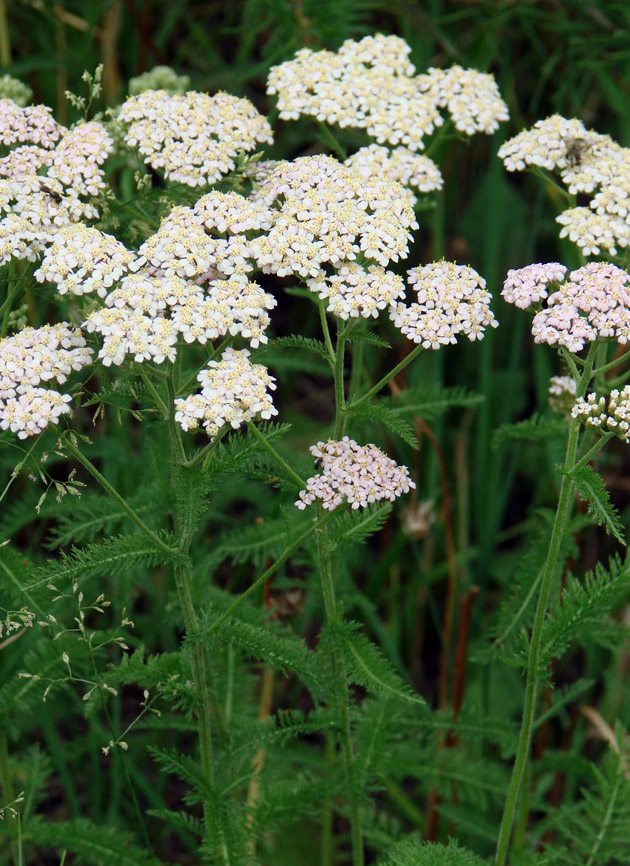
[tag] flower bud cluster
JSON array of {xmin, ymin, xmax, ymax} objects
[
  {"xmin": 119, "ymin": 89, "xmax": 273, "ymax": 186},
  {"xmin": 129, "ymin": 66, "xmax": 191, "ymax": 96},
  {"xmin": 572, "ymin": 386, "xmax": 630, "ymax": 441},
  {"xmin": 0, "ymin": 76, "xmax": 33, "ymax": 107},
  {"xmin": 499, "ymin": 114, "xmax": 630, "ymax": 257},
  {"xmin": 295, "ymin": 437, "xmax": 415, "ymax": 511},
  {"xmin": 504, "ymin": 262, "xmax": 630, "ymax": 352},
  {"xmin": 548, "ymin": 375, "xmax": 577, "ymax": 415},
  {"xmin": 36, "ymin": 225, "xmax": 135, "ymax": 296},
  {"xmin": 174, "ymin": 347, "xmax": 277, "ymax": 438},
  {"xmin": 267, "ymin": 34, "xmax": 508, "ymax": 151},
  {"xmin": 345, "ymin": 144, "xmax": 443, "ymax": 205},
  {"xmin": 0, "ymin": 324, "xmax": 92, "ymax": 439},
  {"xmin": 389, "ymin": 261, "xmax": 498, "ymax": 348}
]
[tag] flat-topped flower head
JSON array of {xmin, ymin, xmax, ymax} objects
[
  {"xmin": 0, "ymin": 323, "xmax": 92, "ymax": 399},
  {"xmin": 174, "ymin": 347, "xmax": 277, "ymax": 439},
  {"xmin": 0, "ymin": 388, "xmax": 72, "ymax": 439},
  {"xmin": 295, "ymin": 437, "xmax": 415, "ymax": 511},
  {"xmin": 0, "ymin": 100, "xmax": 64, "ymax": 149},
  {"xmin": 425, "ymin": 65, "xmax": 509, "ymax": 136},
  {"xmin": 268, "ymin": 35, "xmax": 507, "ymax": 152},
  {"xmin": 47, "ymin": 121, "xmax": 114, "ymax": 198},
  {"xmin": 502, "ymin": 262, "xmax": 567, "ymax": 309},
  {"xmin": 389, "ymin": 261, "xmax": 498, "ymax": 348},
  {"xmin": 307, "ymin": 264, "xmax": 405, "ymax": 320},
  {"xmin": 249, "ymin": 155, "xmax": 418, "ymax": 276},
  {"xmin": 556, "ymin": 207, "xmax": 630, "ymax": 257},
  {"xmin": 36, "ymin": 225, "xmax": 134, "ymax": 297},
  {"xmin": 0, "ymin": 323, "xmax": 92, "ymax": 439},
  {"xmin": 119, "ymin": 89, "xmax": 273, "ymax": 187},
  {"xmin": 345, "ymin": 145, "xmax": 443, "ymax": 205},
  {"xmin": 506, "ymin": 261, "xmax": 630, "ymax": 352},
  {"xmin": 572, "ymin": 386, "xmax": 630, "ymax": 442}
]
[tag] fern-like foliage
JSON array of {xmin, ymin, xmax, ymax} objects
[
  {"xmin": 570, "ymin": 463, "xmax": 626, "ymax": 545},
  {"xmin": 329, "ymin": 503, "xmax": 393, "ymax": 550},
  {"xmin": 24, "ymin": 817, "xmax": 160, "ymax": 866},
  {"xmin": 321, "ymin": 621, "xmax": 425, "ymax": 705},
  {"xmin": 347, "ymin": 400, "xmax": 418, "ymax": 448},
  {"xmin": 539, "ymin": 555, "xmax": 630, "ymax": 668},
  {"xmin": 27, "ymin": 531, "xmax": 183, "ymax": 589},
  {"xmin": 382, "ymin": 384, "xmax": 484, "ymax": 420},
  {"xmin": 377, "ymin": 837, "xmax": 487, "ymax": 866},
  {"xmin": 543, "ymin": 743, "xmax": 630, "ymax": 866},
  {"xmin": 492, "ymin": 413, "xmax": 566, "ymax": 452}
]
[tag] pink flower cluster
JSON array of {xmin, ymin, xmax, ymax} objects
[
  {"xmin": 503, "ymin": 262, "xmax": 630, "ymax": 352},
  {"xmin": 501, "ymin": 262, "xmax": 567, "ymax": 309},
  {"xmin": 295, "ymin": 437, "xmax": 415, "ymax": 511},
  {"xmin": 0, "ymin": 100, "xmax": 64, "ymax": 149}
]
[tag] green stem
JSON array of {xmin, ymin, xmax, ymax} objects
[
  {"xmin": 319, "ymin": 303, "xmax": 336, "ymax": 367},
  {"xmin": 572, "ymin": 433, "xmax": 613, "ymax": 475},
  {"xmin": 0, "ymin": 275, "xmax": 21, "ymax": 338},
  {"xmin": 165, "ymin": 368, "xmax": 220, "ymax": 815},
  {"xmin": 247, "ymin": 422, "xmax": 306, "ymax": 488},
  {"xmin": 203, "ymin": 508, "xmax": 338, "ymax": 638},
  {"xmin": 595, "ymin": 346, "xmax": 630, "ymax": 376},
  {"xmin": 0, "ymin": 724, "xmax": 17, "ymax": 866},
  {"xmin": 315, "ymin": 517, "xmax": 363, "ymax": 866},
  {"xmin": 494, "ymin": 345, "xmax": 596, "ymax": 866},
  {"xmin": 63, "ymin": 438, "xmax": 177, "ymax": 557},
  {"xmin": 346, "ymin": 343, "xmax": 424, "ymax": 413},
  {"xmin": 316, "ymin": 120, "xmax": 348, "ymax": 161},
  {"xmin": 334, "ymin": 320, "xmax": 347, "ymax": 439}
]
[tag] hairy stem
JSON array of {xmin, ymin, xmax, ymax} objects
[
  {"xmin": 315, "ymin": 519, "xmax": 364, "ymax": 866},
  {"xmin": 495, "ymin": 345, "xmax": 596, "ymax": 865}
]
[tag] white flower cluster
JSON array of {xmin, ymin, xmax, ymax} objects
[
  {"xmin": 307, "ymin": 263, "xmax": 405, "ymax": 320},
  {"xmin": 504, "ymin": 262, "xmax": 630, "ymax": 352},
  {"xmin": 267, "ymin": 34, "xmax": 508, "ymax": 151},
  {"xmin": 83, "ymin": 194, "xmax": 278, "ymax": 366},
  {"xmin": 0, "ymin": 323, "xmax": 92, "ymax": 439},
  {"xmin": 389, "ymin": 261, "xmax": 498, "ymax": 348},
  {"xmin": 295, "ymin": 437, "xmax": 415, "ymax": 511},
  {"xmin": 426, "ymin": 65, "xmax": 509, "ymax": 136},
  {"xmin": 345, "ymin": 144, "xmax": 443, "ymax": 205},
  {"xmin": 35, "ymin": 224, "xmax": 135, "ymax": 296},
  {"xmin": 548, "ymin": 375, "xmax": 576, "ymax": 415},
  {"xmin": 250, "ymin": 154, "xmax": 418, "ymax": 276},
  {"xmin": 0, "ymin": 118, "xmax": 113, "ymax": 266},
  {"xmin": 119, "ymin": 89, "xmax": 273, "ymax": 186},
  {"xmin": 572, "ymin": 386, "xmax": 630, "ymax": 441},
  {"xmin": 499, "ymin": 114, "xmax": 630, "ymax": 256},
  {"xmin": 174, "ymin": 347, "xmax": 277, "ymax": 438}
]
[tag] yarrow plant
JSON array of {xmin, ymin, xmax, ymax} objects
[{"xmin": 3, "ymin": 29, "xmax": 630, "ymax": 866}]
